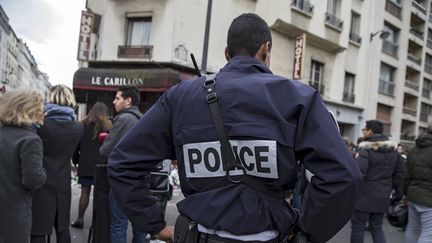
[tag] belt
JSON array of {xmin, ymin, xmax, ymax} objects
[{"xmin": 199, "ymin": 232, "xmax": 278, "ymax": 243}]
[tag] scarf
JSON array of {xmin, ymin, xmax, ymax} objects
[{"xmin": 45, "ymin": 103, "xmax": 76, "ymax": 122}]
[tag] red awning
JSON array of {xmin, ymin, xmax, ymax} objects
[{"xmin": 73, "ymin": 67, "xmax": 181, "ymax": 92}]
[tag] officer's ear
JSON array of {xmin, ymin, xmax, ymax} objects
[
  {"xmin": 255, "ymin": 42, "xmax": 272, "ymax": 67},
  {"xmin": 224, "ymin": 47, "xmax": 231, "ymax": 62}
]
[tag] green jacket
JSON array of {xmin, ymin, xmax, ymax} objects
[{"xmin": 405, "ymin": 132, "xmax": 432, "ymax": 207}]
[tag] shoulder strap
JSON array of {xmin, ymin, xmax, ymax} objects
[
  {"xmin": 203, "ymin": 75, "xmax": 286, "ymax": 198},
  {"xmin": 123, "ymin": 110, "xmax": 142, "ymax": 120}
]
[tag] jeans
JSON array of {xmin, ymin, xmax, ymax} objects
[
  {"xmin": 350, "ymin": 210, "xmax": 386, "ymax": 243},
  {"xmin": 405, "ymin": 202, "xmax": 432, "ymax": 243},
  {"xmin": 109, "ymin": 191, "xmax": 149, "ymax": 243}
]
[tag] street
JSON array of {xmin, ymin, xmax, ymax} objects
[{"xmin": 68, "ymin": 183, "xmax": 405, "ymax": 243}]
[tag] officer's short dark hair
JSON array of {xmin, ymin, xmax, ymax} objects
[
  {"xmin": 365, "ymin": 120, "xmax": 383, "ymax": 134},
  {"xmin": 227, "ymin": 13, "xmax": 272, "ymax": 58},
  {"xmin": 118, "ymin": 86, "xmax": 140, "ymax": 106}
]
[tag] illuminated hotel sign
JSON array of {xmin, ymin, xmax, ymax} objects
[
  {"xmin": 77, "ymin": 11, "xmax": 94, "ymax": 61},
  {"xmin": 293, "ymin": 34, "xmax": 306, "ymax": 80}
]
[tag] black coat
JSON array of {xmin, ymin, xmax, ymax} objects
[
  {"xmin": 355, "ymin": 134, "xmax": 406, "ymax": 213},
  {"xmin": 31, "ymin": 118, "xmax": 83, "ymax": 235},
  {"xmin": 405, "ymin": 133, "xmax": 432, "ymax": 208},
  {"xmin": 73, "ymin": 122, "xmax": 104, "ymax": 177}
]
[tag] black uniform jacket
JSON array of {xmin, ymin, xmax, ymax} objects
[{"xmin": 107, "ymin": 55, "xmax": 363, "ymax": 242}]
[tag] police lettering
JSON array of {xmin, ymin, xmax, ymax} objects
[{"xmin": 183, "ymin": 140, "xmax": 278, "ymax": 179}]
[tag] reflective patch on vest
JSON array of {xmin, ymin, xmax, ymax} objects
[{"xmin": 183, "ymin": 140, "xmax": 278, "ymax": 179}]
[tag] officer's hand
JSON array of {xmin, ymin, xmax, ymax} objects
[{"xmin": 153, "ymin": 226, "xmax": 174, "ymax": 242}]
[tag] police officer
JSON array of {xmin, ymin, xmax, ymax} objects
[{"xmin": 108, "ymin": 13, "xmax": 363, "ymax": 243}]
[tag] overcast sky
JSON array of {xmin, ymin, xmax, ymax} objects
[{"xmin": 1, "ymin": 0, "xmax": 86, "ymax": 88}]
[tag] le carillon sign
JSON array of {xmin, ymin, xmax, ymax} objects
[{"xmin": 73, "ymin": 68, "xmax": 181, "ymax": 92}]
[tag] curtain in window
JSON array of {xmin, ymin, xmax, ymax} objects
[{"xmin": 127, "ymin": 19, "xmax": 151, "ymax": 45}]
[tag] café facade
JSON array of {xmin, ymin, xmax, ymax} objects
[{"xmin": 72, "ymin": 61, "xmax": 196, "ymax": 119}]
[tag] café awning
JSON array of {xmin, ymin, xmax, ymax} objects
[{"xmin": 73, "ymin": 67, "xmax": 181, "ymax": 92}]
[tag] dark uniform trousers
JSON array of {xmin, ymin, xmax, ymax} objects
[{"xmin": 91, "ymin": 163, "xmax": 111, "ymax": 243}]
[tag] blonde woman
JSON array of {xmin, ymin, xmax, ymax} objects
[
  {"xmin": 31, "ymin": 85, "xmax": 84, "ymax": 243},
  {"xmin": 0, "ymin": 90, "xmax": 46, "ymax": 243}
]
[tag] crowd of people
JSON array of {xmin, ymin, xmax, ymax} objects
[{"xmin": 0, "ymin": 12, "xmax": 432, "ymax": 243}]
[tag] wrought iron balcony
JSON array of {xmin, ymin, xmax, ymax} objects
[
  {"xmin": 412, "ymin": 0, "xmax": 427, "ymax": 15},
  {"xmin": 118, "ymin": 45, "xmax": 153, "ymax": 59},
  {"xmin": 382, "ymin": 40, "xmax": 398, "ymax": 57},
  {"xmin": 405, "ymin": 80, "xmax": 420, "ymax": 90},
  {"xmin": 409, "ymin": 27, "xmax": 424, "ymax": 40},
  {"xmin": 349, "ymin": 32, "xmax": 362, "ymax": 44},
  {"xmin": 407, "ymin": 53, "xmax": 422, "ymax": 65},
  {"xmin": 403, "ymin": 106, "xmax": 417, "ymax": 116},
  {"xmin": 309, "ymin": 81, "xmax": 325, "ymax": 95},
  {"xmin": 342, "ymin": 91, "xmax": 355, "ymax": 103},
  {"xmin": 400, "ymin": 133, "xmax": 416, "ymax": 141},
  {"xmin": 325, "ymin": 12, "xmax": 343, "ymax": 30},
  {"xmin": 291, "ymin": 0, "xmax": 314, "ymax": 14},
  {"xmin": 379, "ymin": 79, "xmax": 395, "ymax": 96}
]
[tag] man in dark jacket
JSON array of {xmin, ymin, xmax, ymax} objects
[
  {"xmin": 351, "ymin": 120, "xmax": 406, "ymax": 243},
  {"xmin": 98, "ymin": 86, "xmax": 146, "ymax": 243},
  {"xmin": 404, "ymin": 123, "xmax": 432, "ymax": 242},
  {"xmin": 108, "ymin": 13, "xmax": 363, "ymax": 243}
]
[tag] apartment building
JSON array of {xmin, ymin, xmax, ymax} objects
[
  {"xmin": 75, "ymin": 0, "xmax": 432, "ymax": 146},
  {"xmin": 0, "ymin": 5, "xmax": 50, "ymax": 96}
]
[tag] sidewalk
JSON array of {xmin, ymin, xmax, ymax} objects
[{"xmin": 69, "ymin": 183, "xmax": 405, "ymax": 243}]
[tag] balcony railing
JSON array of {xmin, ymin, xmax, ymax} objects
[
  {"xmin": 427, "ymin": 38, "xmax": 432, "ymax": 49},
  {"xmin": 291, "ymin": 0, "xmax": 314, "ymax": 15},
  {"xmin": 382, "ymin": 40, "xmax": 398, "ymax": 57},
  {"xmin": 118, "ymin": 45, "xmax": 153, "ymax": 59},
  {"xmin": 309, "ymin": 81, "xmax": 325, "ymax": 95},
  {"xmin": 423, "ymin": 88, "xmax": 431, "ymax": 97},
  {"xmin": 410, "ymin": 27, "xmax": 424, "ymax": 40},
  {"xmin": 405, "ymin": 80, "xmax": 420, "ymax": 90},
  {"xmin": 403, "ymin": 106, "xmax": 417, "ymax": 116},
  {"xmin": 420, "ymin": 112, "xmax": 429, "ymax": 122},
  {"xmin": 343, "ymin": 91, "xmax": 355, "ymax": 103},
  {"xmin": 385, "ymin": 0, "xmax": 402, "ymax": 19},
  {"xmin": 425, "ymin": 63, "xmax": 432, "ymax": 75},
  {"xmin": 325, "ymin": 12, "xmax": 343, "ymax": 30},
  {"xmin": 407, "ymin": 53, "xmax": 422, "ymax": 65},
  {"xmin": 349, "ymin": 32, "xmax": 362, "ymax": 44},
  {"xmin": 412, "ymin": 0, "xmax": 427, "ymax": 15},
  {"xmin": 379, "ymin": 80, "xmax": 395, "ymax": 96}
]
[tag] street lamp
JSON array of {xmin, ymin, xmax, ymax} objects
[{"xmin": 370, "ymin": 29, "xmax": 390, "ymax": 41}]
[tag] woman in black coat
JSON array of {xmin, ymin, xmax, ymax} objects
[
  {"xmin": 31, "ymin": 85, "xmax": 84, "ymax": 243},
  {"xmin": 0, "ymin": 90, "xmax": 46, "ymax": 243},
  {"xmin": 71, "ymin": 102, "xmax": 112, "ymax": 228}
]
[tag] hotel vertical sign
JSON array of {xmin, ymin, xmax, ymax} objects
[
  {"xmin": 77, "ymin": 11, "xmax": 94, "ymax": 61},
  {"xmin": 293, "ymin": 34, "xmax": 306, "ymax": 80}
]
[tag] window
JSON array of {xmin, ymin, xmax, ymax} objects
[
  {"xmin": 326, "ymin": 0, "xmax": 343, "ymax": 29},
  {"xmin": 381, "ymin": 23, "xmax": 399, "ymax": 57},
  {"xmin": 126, "ymin": 17, "xmax": 152, "ymax": 45},
  {"xmin": 343, "ymin": 73, "xmax": 355, "ymax": 103},
  {"xmin": 327, "ymin": 0, "xmax": 339, "ymax": 14},
  {"xmin": 420, "ymin": 103, "xmax": 429, "ymax": 122},
  {"xmin": 379, "ymin": 63, "xmax": 396, "ymax": 96},
  {"xmin": 349, "ymin": 11, "xmax": 361, "ymax": 44},
  {"xmin": 309, "ymin": 60, "xmax": 325, "ymax": 94},
  {"xmin": 376, "ymin": 103, "xmax": 392, "ymax": 135},
  {"xmin": 425, "ymin": 54, "xmax": 432, "ymax": 75},
  {"xmin": 423, "ymin": 78, "xmax": 432, "ymax": 98}
]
